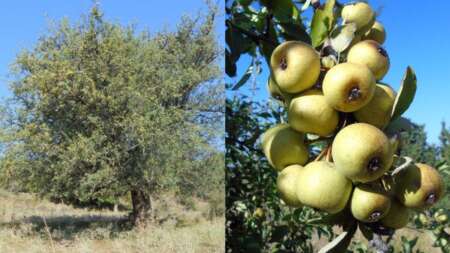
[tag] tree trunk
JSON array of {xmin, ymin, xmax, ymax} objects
[{"xmin": 130, "ymin": 189, "xmax": 152, "ymax": 227}]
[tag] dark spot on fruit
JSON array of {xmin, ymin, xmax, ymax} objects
[
  {"xmin": 367, "ymin": 157, "xmax": 381, "ymax": 172},
  {"xmin": 280, "ymin": 57, "xmax": 288, "ymax": 70},
  {"xmin": 377, "ymin": 46, "xmax": 388, "ymax": 58},
  {"xmin": 348, "ymin": 87, "xmax": 361, "ymax": 101},
  {"xmin": 425, "ymin": 193, "xmax": 437, "ymax": 205},
  {"xmin": 369, "ymin": 211, "xmax": 382, "ymax": 221}
]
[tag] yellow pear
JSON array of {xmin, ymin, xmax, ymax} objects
[
  {"xmin": 276, "ymin": 165, "xmax": 303, "ymax": 207},
  {"xmin": 270, "ymin": 41, "xmax": 320, "ymax": 94},
  {"xmin": 341, "ymin": 2, "xmax": 375, "ymax": 34},
  {"xmin": 288, "ymin": 89, "xmax": 339, "ymax": 136},
  {"xmin": 380, "ymin": 200, "xmax": 410, "ymax": 229},
  {"xmin": 296, "ymin": 161, "xmax": 352, "ymax": 214},
  {"xmin": 261, "ymin": 124, "xmax": 309, "ymax": 171},
  {"xmin": 351, "ymin": 184, "xmax": 391, "ymax": 222},
  {"xmin": 395, "ymin": 163, "xmax": 445, "ymax": 208},
  {"xmin": 332, "ymin": 123, "xmax": 393, "ymax": 183},
  {"xmin": 364, "ymin": 21, "xmax": 386, "ymax": 44},
  {"xmin": 322, "ymin": 62, "xmax": 376, "ymax": 112},
  {"xmin": 347, "ymin": 40, "xmax": 390, "ymax": 80},
  {"xmin": 354, "ymin": 84, "xmax": 396, "ymax": 129}
]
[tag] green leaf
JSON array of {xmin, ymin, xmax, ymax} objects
[
  {"xmin": 318, "ymin": 222, "xmax": 357, "ymax": 253},
  {"xmin": 266, "ymin": 0, "xmax": 301, "ymax": 23},
  {"xmin": 226, "ymin": 25, "xmax": 253, "ymax": 63},
  {"xmin": 278, "ymin": 22, "xmax": 312, "ymax": 44},
  {"xmin": 226, "ymin": 49, "xmax": 237, "ymax": 77},
  {"xmin": 330, "ymin": 23, "xmax": 357, "ymax": 52},
  {"xmin": 232, "ymin": 63, "xmax": 253, "ymax": 90},
  {"xmin": 384, "ymin": 117, "xmax": 414, "ymax": 135},
  {"xmin": 391, "ymin": 66, "xmax": 417, "ymax": 120},
  {"xmin": 259, "ymin": 21, "xmax": 279, "ymax": 66},
  {"xmin": 310, "ymin": 0, "xmax": 335, "ymax": 47}
]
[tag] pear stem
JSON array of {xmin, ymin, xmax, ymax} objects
[
  {"xmin": 326, "ymin": 145, "xmax": 333, "ymax": 162},
  {"xmin": 314, "ymin": 146, "xmax": 329, "ymax": 162}
]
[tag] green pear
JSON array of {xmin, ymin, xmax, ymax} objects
[
  {"xmin": 296, "ymin": 161, "xmax": 352, "ymax": 214},
  {"xmin": 395, "ymin": 163, "xmax": 445, "ymax": 208},
  {"xmin": 270, "ymin": 41, "xmax": 320, "ymax": 94},
  {"xmin": 354, "ymin": 84, "xmax": 396, "ymax": 129},
  {"xmin": 261, "ymin": 124, "xmax": 309, "ymax": 171},
  {"xmin": 332, "ymin": 123, "xmax": 393, "ymax": 183},
  {"xmin": 322, "ymin": 62, "xmax": 376, "ymax": 112},
  {"xmin": 364, "ymin": 21, "xmax": 386, "ymax": 44},
  {"xmin": 276, "ymin": 165, "xmax": 303, "ymax": 207},
  {"xmin": 380, "ymin": 200, "xmax": 410, "ymax": 229},
  {"xmin": 288, "ymin": 89, "xmax": 339, "ymax": 136},
  {"xmin": 351, "ymin": 184, "xmax": 391, "ymax": 222},
  {"xmin": 347, "ymin": 40, "xmax": 390, "ymax": 80},
  {"xmin": 341, "ymin": 2, "xmax": 375, "ymax": 34}
]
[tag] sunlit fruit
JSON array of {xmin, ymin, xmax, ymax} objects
[
  {"xmin": 354, "ymin": 84, "xmax": 396, "ymax": 129},
  {"xmin": 270, "ymin": 41, "xmax": 320, "ymax": 94},
  {"xmin": 347, "ymin": 40, "xmax": 390, "ymax": 80},
  {"xmin": 296, "ymin": 161, "xmax": 352, "ymax": 214},
  {"xmin": 364, "ymin": 21, "xmax": 386, "ymax": 44},
  {"xmin": 351, "ymin": 184, "xmax": 391, "ymax": 222},
  {"xmin": 341, "ymin": 2, "xmax": 375, "ymax": 34},
  {"xmin": 380, "ymin": 200, "xmax": 410, "ymax": 229},
  {"xmin": 276, "ymin": 165, "xmax": 303, "ymax": 207},
  {"xmin": 288, "ymin": 89, "xmax": 339, "ymax": 136},
  {"xmin": 261, "ymin": 124, "xmax": 309, "ymax": 171},
  {"xmin": 322, "ymin": 62, "xmax": 376, "ymax": 112},
  {"xmin": 332, "ymin": 123, "xmax": 393, "ymax": 183},
  {"xmin": 395, "ymin": 163, "xmax": 445, "ymax": 208}
]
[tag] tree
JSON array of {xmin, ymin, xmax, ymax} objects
[{"xmin": 0, "ymin": 5, "xmax": 222, "ymax": 226}]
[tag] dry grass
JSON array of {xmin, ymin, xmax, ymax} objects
[{"xmin": 0, "ymin": 190, "xmax": 224, "ymax": 253}]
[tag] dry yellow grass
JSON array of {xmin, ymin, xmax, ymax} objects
[{"xmin": 0, "ymin": 190, "xmax": 224, "ymax": 253}]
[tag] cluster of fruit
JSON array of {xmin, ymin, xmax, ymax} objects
[{"xmin": 262, "ymin": 2, "xmax": 444, "ymax": 229}]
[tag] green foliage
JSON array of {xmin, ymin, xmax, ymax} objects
[
  {"xmin": 391, "ymin": 67, "xmax": 417, "ymax": 121},
  {"xmin": 0, "ymin": 5, "xmax": 223, "ymax": 215}
]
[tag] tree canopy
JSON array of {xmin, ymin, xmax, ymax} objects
[{"xmin": 0, "ymin": 5, "xmax": 223, "ymax": 225}]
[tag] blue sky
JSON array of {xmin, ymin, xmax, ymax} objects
[
  {"xmin": 228, "ymin": 0, "xmax": 450, "ymax": 144},
  {"xmin": 0, "ymin": 0, "xmax": 223, "ymax": 99}
]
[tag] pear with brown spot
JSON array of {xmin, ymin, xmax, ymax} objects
[
  {"xmin": 395, "ymin": 163, "xmax": 445, "ymax": 208},
  {"xmin": 351, "ymin": 184, "xmax": 391, "ymax": 222},
  {"xmin": 332, "ymin": 123, "xmax": 393, "ymax": 183},
  {"xmin": 323, "ymin": 62, "xmax": 376, "ymax": 112},
  {"xmin": 270, "ymin": 41, "xmax": 320, "ymax": 94},
  {"xmin": 347, "ymin": 40, "xmax": 390, "ymax": 80}
]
